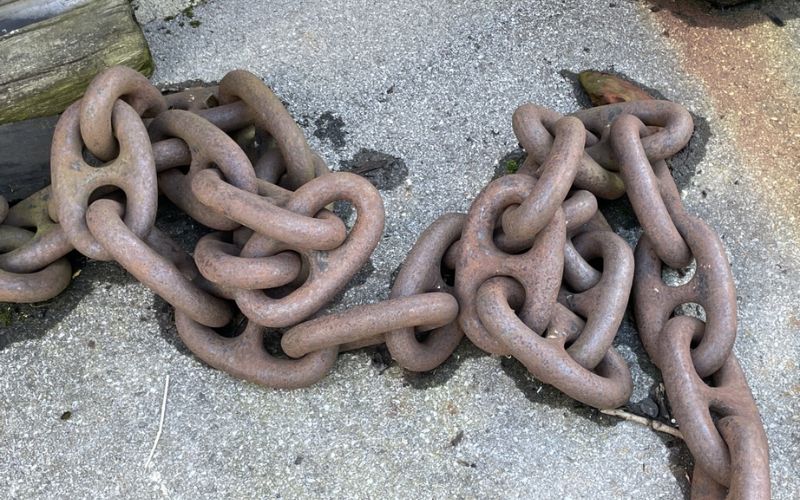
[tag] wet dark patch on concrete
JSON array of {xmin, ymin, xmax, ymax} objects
[
  {"xmin": 313, "ymin": 111, "xmax": 347, "ymax": 149},
  {"xmin": 340, "ymin": 148, "xmax": 409, "ymax": 191}
]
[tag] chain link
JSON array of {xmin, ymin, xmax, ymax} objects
[{"xmin": 0, "ymin": 65, "xmax": 770, "ymax": 498}]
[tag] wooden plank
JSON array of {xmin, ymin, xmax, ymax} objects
[
  {"xmin": 0, "ymin": 114, "xmax": 57, "ymax": 201},
  {"xmin": 0, "ymin": 0, "xmax": 153, "ymax": 124}
]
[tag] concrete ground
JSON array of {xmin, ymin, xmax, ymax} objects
[{"xmin": 2, "ymin": 0, "xmax": 799, "ymax": 498}]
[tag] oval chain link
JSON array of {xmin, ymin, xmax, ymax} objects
[{"xmin": 51, "ymin": 99, "xmax": 158, "ymax": 260}]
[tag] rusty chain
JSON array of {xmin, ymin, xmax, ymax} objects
[{"xmin": 0, "ymin": 66, "xmax": 769, "ymax": 498}]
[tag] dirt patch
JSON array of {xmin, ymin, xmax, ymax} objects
[
  {"xmin": 313, "ymin": 111, "xmax": 348, "ymax": 149},
  {"xmin": 339, "ymin": 148, "xmax": 409, "ymax": 191}
]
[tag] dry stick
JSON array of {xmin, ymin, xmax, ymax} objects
[
  {"xmin": 600, "ymin": 408, "xmax": 684, "ymax": 439},
  {"xmin": 145, "ymin": 374, "xmax": 171, "ymax": 469}
]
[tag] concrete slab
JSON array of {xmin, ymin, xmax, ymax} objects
[{"xmin": 2, "ymin": 0, "xmax": 798, "ymax": 498}]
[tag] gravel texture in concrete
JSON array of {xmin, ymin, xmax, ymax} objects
[{"xmin": 2, "ymin": 0, "xmax": 799, "ymax": 498}]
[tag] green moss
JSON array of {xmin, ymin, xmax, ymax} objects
[
  {"xmin": 183, "ymin": 6, "xmax": 195, "ymax": 18},
  {"xmin": 189, "ymin": 20, "xmax": 201, "ymax": 28},
  {"xmin": 505, "ymin": 159, "xmax": 519, "ymax": 174}
]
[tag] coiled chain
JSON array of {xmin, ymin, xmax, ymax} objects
[{"xmin": 0, "ymin": 66, "xmax": 769, "ymax": 499}]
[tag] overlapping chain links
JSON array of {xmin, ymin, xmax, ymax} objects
[{"xmin": 0, "ymin": 66, "xmax": 769, "ymax": 498}]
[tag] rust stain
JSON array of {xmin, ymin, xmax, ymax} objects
[{"xmin": 646, "ymin": 1, "xmax": 799, "ymax": 230}]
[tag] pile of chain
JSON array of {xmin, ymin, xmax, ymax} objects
[{"xmin": 0, "ymin": 66, "xmax": 769, "ymax": 498}]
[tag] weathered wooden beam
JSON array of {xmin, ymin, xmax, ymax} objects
[{"xmin": 0, "ymin": 0, "xmax": 154, "ymax": 124}]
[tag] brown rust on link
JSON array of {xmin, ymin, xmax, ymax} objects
[
  {"xmin": 691, "ymin": 417, "xmax": 771, "ymax": 500},
  {"xmin": 476, "ymin": 276, "xmax": 632, "ymax": 409},
  {"xmin": 218, "ymin": 70, "xmax": 316, "ymax": 189},
  {"xmin": 86, "ymin": 199, "xmax": 231, "ymax": 327},
  {"xmin": 513, "ymin": 103, "xmax": 625, "ymax": 200},
  {"xmin": 255, "ymin": 148, "xmax": 332, "ymax": 192},
  {"xmin": 194, "ymin": 232, "xmax": 301, "ymax": 290},
  {"xmin": 191, "ymin": 169, "xmax": 347, "ymax": 250},
  {"xmin": 281, "ymin": 293, "xmax": 458, "ymax": 358},
  {"xmin": 51, "ymin": 100, "xmax": 158, "ymax": 261},
  {"xmin": 175, "ymin": 312, "xmax": 337, "ymax": 389},
  {"xmin": 80, "ymin": 66, "xmax": 167, "ymax": 161},
  {"xmin": 234, "ymin": 172, "xmax": 384, "ymax": 328},
  {"xmin": 148, "ymin": 109, "xmax": 258, "ymax": 231},
  {"xmin": 634, "ymin": 197, "xmax": 737, "ymax": 377},
  {"xmin": 0, "ymin": 188, "xmax": 72, "ymax": 273},
  {"xmin": 562, "ymin": 190, "xmax": 605, "ymax": 291},
  {"xmin": 558, "ymin": 230, "xmax": 633, "ymax": 370},
  {"xmin": 254, "ymin": 147, "xmax": 285, "ymax": 184},
  {"xmin": 494, "ymin": 189, "xmax": 601, "ymax": 286},
  {"xmin": 612, "ymin": 115, "xmax": 691, "ymax": 268},
  {"xmin": 570, "ymin": 100, "xmax": 694, "ymax": 170},
  {"xmin": 500, "ymin": 117, "xmax": 584, "ymax": 251},
  {"xmin": 656, "ymin": 316, "xmax": 770, "ymax": 494},
  {"xmin": 386, "ymin": 213, "xmax": 465, "ymax": 372},
  {"xmin": 143, "ymin": 227, "xmax": 232, "ymax": 301},
  {"xmin": 0, "ymin": 226, "xmax": 71, "ymax": 303},
  {"xmin": 455, "ymin": 174, "xmax": 565, "ymax": 355}
]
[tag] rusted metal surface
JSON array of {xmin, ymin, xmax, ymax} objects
[
  {"xmin": 79, "ymin": 65, "xmax": 167, "ymax": 161},
  {"xmin": 51, "ymin": 99, "xmax": 157, "ymax": 260},
  {"xmin": 85, "ymin": 199, "xmax": 232, "ymax": 328},
  {"xmin": 0, "ymin": 188, "xmax": 71, "ymax": 273},
  {"xmin": 149, "ymin": 108, "xmax": 258, "ymax": 230},
  {"xmin": 0, "ymin": 225, "xmax": 71, "ymax": 303},
  {"xmin": 0, "ymin": 65, "xmax": 770, "ymax": 498},
  {"xmin": 386, "ymin": 213, "xmax": 465, "ymax": 372},
  {"xmin": 218, "ymin": 70, "xmax": 316, "ymax": 189}
]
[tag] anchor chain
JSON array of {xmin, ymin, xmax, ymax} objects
[{"xmin": 0, "ymin": 66, "xmax": 769, "ymax": 498}]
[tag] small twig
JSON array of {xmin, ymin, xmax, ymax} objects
[
  {"xmin": 601, "ymin": 408, "xmax": 684, "ymax": 439},
  {"xmin": 145, "ymin": 374, "xmax": 170, "ymax": 469},
  {"xmin": 353, "ymin": 162, "xmax": 385, "ymax": 175}
]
